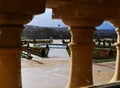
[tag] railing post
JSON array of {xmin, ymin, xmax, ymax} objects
[
  {"xmin": 0, "ymin": 1, "xmax": 46, "ymax": 88},
  {"xmin": 0, "ymin": 14, "xmax": 33, "ymax": 88},
  {"xmin": 110, "ymin": 20, "xmax": 120, "ymax": 82},
  {"xmin": 62, "ymin": 17, "xmax": 103, "ymax": 88}
]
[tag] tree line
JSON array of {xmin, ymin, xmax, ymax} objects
[
  {"xmin": 94, "ymin": 30, "xmax": 117, "ymax": 39},
  {"xmin": 22, "ymin": 25, "xmax": 71, "ymax": 39},
  {"xmin": 22, "ymin": 25, "xmax": 117, "ymax": 39}
]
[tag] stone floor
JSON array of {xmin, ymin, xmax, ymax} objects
[
  {"xmin": 22, "ymin": 48, "xmax": 70, "ymax": 88},
  {"xmin": 22, "ymin": 59, "xmax": 69, "ymax": 88},
  {"xmin": 21, "ymin": 50, "xmax": 115, "ymax": 88},
  {"xmin": 21, "ymin": 40, "xmax": 115, "ymax": 88}
]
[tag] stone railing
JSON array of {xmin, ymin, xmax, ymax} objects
[{"xmin": 83, "ymin": 81, "xmax": 120, "ymax": 88}]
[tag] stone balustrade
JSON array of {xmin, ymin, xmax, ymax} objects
[
  {"xmin": 46, "ymin": 0, "xmax": 120, "ymax": 88},
  {"xmin": 0, "ymin": 0, "xmax": 120, "ymax": 88}
]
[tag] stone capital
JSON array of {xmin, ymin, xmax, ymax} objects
[
  {"xmin": 0, "ymin": 13, "xmax": 33, "ymax": 25},
  {"xmin": 51, "ymin": 0, "xmax": 120, "ymax": 20},
  {"xmin": 0, "ymin": 14, "xmax": 34, "ymax": 47},
  {"xmin": 62, "ymin": 17, "xmax": 103, "ymax": 27},
  {"xmin": 0, "ymin": 0, "xmax": 46, "ymax": 14},
  {"xmin": 0, "ymin": 0, "xmax": 46, "ymax": 25}
]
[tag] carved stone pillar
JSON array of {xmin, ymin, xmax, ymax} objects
[
  {"xmin": 0, "ymin": 14, "xmax": 32, "ymax": 88},
  {"xmin": 0, "ymin": 1, "xmax": 45, "ymax": 88},
  {"xmin": 110, "ymin": 20, "xmax": 120, "ymax": 82},
  {"xmin": 62, "ymin": 17, "xmax": 103, "ymax": 88}
]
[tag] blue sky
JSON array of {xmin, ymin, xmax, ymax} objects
[
  {"xmin": 27, "ymin": 9, "xmax": 67, "ymax": 27},
  {"xmin": 27, "ymin": 9, "xmax": 116, "ymax": 30},
  {"xmin": 96, "ymin": 21, "xmax": 115, "ymax": 30}
]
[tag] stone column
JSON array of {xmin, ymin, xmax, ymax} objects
[
  {"xmin": 0, "ymin": 14, "xmax": 32, "ymax": 88},
  {"xmin": 110, "ymin": 20, "xmax": 120, "ymax": 82},
  {"xmin": 62, "ymin": 18, "xmax": 103, "ymax": 88}
]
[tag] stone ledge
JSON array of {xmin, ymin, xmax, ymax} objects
[{"xmin": 82, "ymin": 81, "xmax": 120, "ymax": 88}]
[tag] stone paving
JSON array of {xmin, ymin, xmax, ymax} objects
[
  {"xmin": 21, "ymin": 40, "xmax": 116, "ymax": 88},
  {"xmin": 22, "ymin": 48, "xmax": 70, "ymax": 88},
  {"xmin": 21, "ymin": 53, "xmax": 115, "ymax": 88},
  {"xmin": 22, "ymin": 59, "xmax": 69, "ymax": 88}
]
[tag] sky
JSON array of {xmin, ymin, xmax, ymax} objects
[
  {"xmin": 27, "ymin": 9, "xmax": 67, "ymax": 27},
  {"xmin": 27, "ymin": 9, "xmax": 116, "ymax": 30},
  {"xmin": 96, "ymin": 21, "xmax": 116, "ymax": 30}
]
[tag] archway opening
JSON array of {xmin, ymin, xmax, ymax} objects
[
  {"xmin": 21, "ymin": 8, "xmax": 71, "ymax": 88},
  {"xmin": 93, "ymin": 21, "xmax": 116, "ymax": 85}
]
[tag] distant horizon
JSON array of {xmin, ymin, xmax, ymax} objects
[
  {"xmin": 25, "ymin": 24, "xmax": 68, "ymax": 28},
  {"xmin": 25, "ymin": 24, "xmax": 116, "ymax": 31}
]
